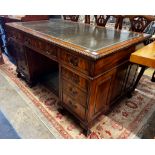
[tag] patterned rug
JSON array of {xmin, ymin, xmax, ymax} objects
[{"xmin": 1, "ymin": 55, "xmax": 155, "ymax": 139}]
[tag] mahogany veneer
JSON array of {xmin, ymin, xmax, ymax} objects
[{"xmin": 6, "ymin": 19, "xmax": 150, "ymax": 135}]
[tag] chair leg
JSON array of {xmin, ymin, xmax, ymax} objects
[{"xmin": 151, "ymin": 71, "xmax": 155, "ymax": 82}]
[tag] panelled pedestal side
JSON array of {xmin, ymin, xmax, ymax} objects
[{"xmin": 60, "ymin": 45, "xmax": 138, "ymax": 130}]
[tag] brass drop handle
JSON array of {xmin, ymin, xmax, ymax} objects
[
  {"xmin": 25, "ymin": 38, "xmax": 31, "ymax": 45},
  {"xmin": 68, "ymin": 100, "xmax": 77, "ymax": 109},
  {"xmin": 14, "ymin": 34, "xmax": 17, "ymax": 39},
  {"xmin": 69, "ymin": 56, "xmax": 79, "ymax": 67},
  {"xmin": 46, "ymin": 51, "xmax": 50, "ymax": 55},
  {"xmin": 69, "ymin": 87, "xmax": 78, "ymax": 96},
  {"xmin": 72, "ymin": 74, "xmax": 80, "ymax": 84}
]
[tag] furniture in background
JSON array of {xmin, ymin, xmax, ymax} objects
[
  {"xmin": 0, "ymin": 15, "xmax": 49, "ymax": 64},
  {"xmin": 144, "ymin": 20, "xmax": 155, "ymax": 82},
  {"xmin": 63, "ymin": 15, "xmax": 91, "ymax": 24},
  {"xmin": 130, "ymin": 41, "xmax": 155, "ymax": 92},
  {"xmin": 129, "ymin": 15, "xmax": 153, "ymax": 33},
  {"xmin": 94, "ymin": 15, "xmax": 110, "ymax": 27},
  {"xmin": 128, "ymin": 15, "xmax": 155, "ymax": 82},
  {"xmin": 63, "ymin": 15, "xmax": 79, "ymax": 22},
  {"xmin": 6, "ymin": 19, "xmax": 150, "ymax": 135},
  {"xmin": 85, "ymin": 15, "xmax": 90, "ymax": 24},
  {"xmin": 109, "ymin": 15, "xmax": 124, "ymax": 30},
  {"xmin": 152, "ymin": 71, "xmax": 155, "ymax": 81}
]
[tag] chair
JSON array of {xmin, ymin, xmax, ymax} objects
[
  {"xmin": 85, "ymin": 15, "xmax": 90, "ymax": 24},
  {"xmin": 94, "ymin": 15, "xmax": 110, "ymax": 27},
  {"xmin": 129, "ymin": 15, "xmax": 155, "ymax": 82},
  {"xmin": 112, "ymin": 15, "xmax": 124, "ymax": 30},
  {"xmin": 129, "ymin": 15, "xmax": 152, "ymax": 33}
]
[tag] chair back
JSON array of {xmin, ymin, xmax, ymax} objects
[
  {"xmin": 129, "ymin": 16, "xmax": 153, "ymax": 33},
  {"xmin": 94, "ymin": 15, "xmax": 110, "ymax": 27}
]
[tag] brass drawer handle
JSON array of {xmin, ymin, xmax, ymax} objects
[
  {"xmin": 68, "ymin": 100, "xmax": 77, "ymax": 109},
  {"xmin": 25, "ymin": 38, "xmax": 31, "ymax": 45},
  {"xmin": 20, "ymin": 66, "xmax": 25, "ymax": 71},
  {"xmin": 14, "ymin": 34, "xmax": 17, "ymax": 39},
  {"xmin": 46, "ymin": 51, "xmax": 51, "ymax": 55},
  {"xmin": 69, "ymin": 56, "xmax": 79, "ymax": 67},
  {"xmin": 72, "ymin": 74, "xmax": 80, "ymax": 84},
  {"xmin": 69, "ymin": 87, "xmax": 78, "ymax": 96}
]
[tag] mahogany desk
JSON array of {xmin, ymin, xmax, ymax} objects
[{"xmin": 6, "ymin": 19, "xmax": 150, "ymax": 135}]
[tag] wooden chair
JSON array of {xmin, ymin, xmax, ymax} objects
[
  {"xmin": 129, "ymin": 15, "xmax": 155, "ymax": 82},
  {"xmin": 94, "ymin": 15, "xmax": 110, "ymax": 27},
  {"xmin": 129, "ymin": 15, "xmax": 153, "ymax": 33},
  {"xmin": 85, "ymin": 15, "xmax": 90, "ymax": 24},
  {"xmin": 112, "ymin": 15, "xmax": 124, "ymax": 30}
]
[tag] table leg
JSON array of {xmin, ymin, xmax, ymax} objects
[
  {"xmin": 151, "ymin": 71, "xmax": 155, "ymax": 82},
  {"xmin": 128, "ymin": 65, "xmax": 146, "ymax": 97}
]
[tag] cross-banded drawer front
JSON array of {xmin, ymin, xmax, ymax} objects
[
  {"xmin": 60, "ymin": 48, "xmax": 90, "ymax": 74},
  {"xmin": 24, "ymin": 35, "xmax": 58, "ymax": 60},
  {"xmin": 63, "ymin": 93, "xmax": 86, "ymax": 120},
  {"xmin": 7, "ymin": 29, "xmax": 23, "ymax": 42},
  {"xmin": 62, "ymin": 79, "xmax": 87, "ymax": 107},
  {"xmin": 62, "ymin": 67, "xmax": 88, "ymax": 92}
]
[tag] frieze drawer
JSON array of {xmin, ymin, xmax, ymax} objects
[
  {"xmin": 60, "ymin": 48, "xmax": 90, "ymax": 74},
  {"xmin": 7, "ymin": 29, "xmax": 23, "ymax": 42},
  {"xmin": 63, "ymin": 93, "xmax": 86, "ymax": 120},
  {"xmin": 62, "ymin": 79, "xmax": 87, "ymax": 107},
  {"xmin": 24, "ymin": 35, "xmax": 57, "ymax": 59},
  {"xmin": 62, "ymin": 67, "xmax": 88, "ymax": 92}
]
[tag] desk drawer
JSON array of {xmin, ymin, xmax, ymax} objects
[
  {"xmin": 60, "ymin": 48, "xmax": 90, "ymax": 74},
  {"xmin": 63, "ymin": 93, "xmax": 86, "ymax": 120},
  {"xmin": 62, "ymin": 67, "xmax": 88, "ymax": 92},
  {"xmin": 62, "ymin": 79, "xmax": 87, "ymax": 107},
  {"xmin": 7, "ymin": 29, "xmax": 23, "ymax": 42},
  {"xmin": 24, "ymin": 35, "xmax": 57, "ymax": 59}
]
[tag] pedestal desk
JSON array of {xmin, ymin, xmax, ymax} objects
[{"xmin": 6, "ymin": 19, "xmax": 150, "ymax": 135}]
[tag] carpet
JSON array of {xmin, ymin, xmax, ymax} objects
[
  {"xmin": 1, "ymin": 55, "xmax": 155, "ymax": 139},
  {"xmin": 0, "ymin": 72, "xmax": 57, "ymax": 139}
]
